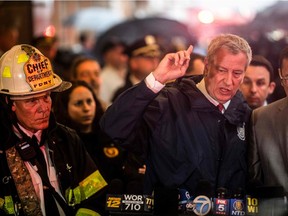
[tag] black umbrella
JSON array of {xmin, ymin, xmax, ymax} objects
[
  {"xmin": 249, "ymin": 1, "xmax": 288, "ymax": 31},
  {"xmin": 94, "ymin": 16, "xmax": 196, "ymax": 60}
]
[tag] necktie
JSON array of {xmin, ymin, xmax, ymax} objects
[
  {"xmin": 31, "ymin": 135, "xmax": 46, "ymax": 172},
  {"xmin": 217, "ymin": 103, "xmax": 224, "ymax": 113},
  {"xmin": 31, "ymin": 135, "xmax": 61, "ymax": 216}
]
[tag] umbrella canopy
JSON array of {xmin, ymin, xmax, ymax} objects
[
  {"xmin": 63, "ymin": 7, "xmax": 124, "ymax": 33},
  {"xmin": 249, "ymin": 1, "xmax": 288, "ymax": 31},
  {"xmin": 94, "ymin": 16, "xmax": 197, "ymax": 59}
]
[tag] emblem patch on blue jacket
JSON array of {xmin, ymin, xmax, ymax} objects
[{"xmin": 237, "ymin": 123, "xmax": 245, "ymax": 141}]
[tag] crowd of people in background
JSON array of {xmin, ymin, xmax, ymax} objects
[
  {"xmin": 1, "ymin": 15, "xmax": 288, "ymax": 215},
  {"xmin": 99, "ymin": 38, "xmax": 128, "ymax": 105}
]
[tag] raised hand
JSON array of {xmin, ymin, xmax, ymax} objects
[{"xmin": 153, "ymin": 45, "xmax": 193, "ymax": 84}]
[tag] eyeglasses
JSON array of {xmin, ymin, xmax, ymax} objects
[
  {"xmin": 280, "ymin": 76, "xmax": 288, "ymax": 86},
  {"xmin": 280, "ymin": 76, "xmax": 288, "ymax": 81},
  {"xmin": 279, "ymin": 70, "xmax": 288, "ymax": 85}
]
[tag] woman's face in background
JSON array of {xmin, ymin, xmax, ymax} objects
[{"xmin": 68, "ymin": 86, "xmax": 96, "ymax": 131}]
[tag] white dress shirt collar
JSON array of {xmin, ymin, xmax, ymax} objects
[{"xmin": 196, "ymin": 78, "xmax": 230, "ymax": 110}]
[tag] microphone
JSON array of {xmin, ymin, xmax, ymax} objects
[
  {"xmin": 229, "ymin": 188, "xmax": 245, "ymax": 215},
  {"xmin": 189, "ymin": 180, "xmax": 212, "ymax": 215},
  {"xmin": 195, "ymin": 180, "xmax": 213, "ymax": 198},
  {"xmin": 153, "ymin": 186, "xmax": 179, "ymax": 216},
  {"xmin": 245, "ymin": 194, "xmax": 259, "ymax": 215},
  {"xmin": 106, "ymin": 179, "xmax": 154, "ymax": 215},
  {"xmin": 126, "ymin": 180, "xmax": 143, "ymax": 195},
  {"xmin": 213, "ymin": 187, "xmax": 229, "ymax": 215},
  {"xmin": 246, "ymin": 186, "xmax": 287, "ymax": 215},
  {"xmin": 178, "ymin": 188, "xmax": 191, "ymax": 212},
  {"xmin": 121, "ymin": 194, "xmax": 145, "ymax": 212},
  {"xmin": 108, "ymin": 178, "xmax": 124, "ymax": 194},
  {"xmin": 143, "ymin": 194, "xmax": 154, "ymax": 213},
  {"xmin": 106, "ymin": 179, "xmax": 124, "ymax": 212}
]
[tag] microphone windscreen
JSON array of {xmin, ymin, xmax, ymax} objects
[
  {"xmin": 126, "ymin": 180, "xmax": 144, "ymax": 195},
  {"xmin": 108, "ymin": 178, "xmax": 124, "ymax": 194},
  {"xmin": 195, "ymin": 180, "xmax": 213, "ymax": 197},
  {"xmin": 216, "ymin": 187, "xmax": 229, "ymax": 198},
  {"xmin": 154, "ymin": 187, "xmax": 178, "ymax": 216},
  {"xmin": 178, "ymin": 188, "xmax": 191, "ymax": 201}
]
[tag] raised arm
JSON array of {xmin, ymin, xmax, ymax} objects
[{"xmin": 100, "ymin": 46, "xmax": 193, "ymax": 144}]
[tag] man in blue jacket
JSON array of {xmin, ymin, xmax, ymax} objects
[{"xmin": 100, "ymin": 34, "xmax": 252, "ymax": 199}]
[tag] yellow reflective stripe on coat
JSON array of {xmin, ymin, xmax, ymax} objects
[
  {"xmin": 66, "ymin": 170, "xmax": 107, "ymax": 205},
  {"xmin": 76, "ymin": 208, "xmax": 100, "ymax": 216},
  {"xmin": 78, "ymin": 170, "xmax": 107, "ymax": 200},
  {"xmin": 0, "ymin": 197, "xmax": 4, "ymax": 209},
  {"xmin": 66, "ymin": 187, "xmax": 81, "ymax": 206},
  {"xmin": 3, "ymin": 196, "xmax": 15, "ymax": 214}
]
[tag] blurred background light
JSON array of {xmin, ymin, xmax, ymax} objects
[
  {"xmin": 44, "ymin": 25, "xmax": 56, "ymax": 37},
  {"xmin": 197, "ymin": 10, "xmax": 214, "ymax": 24}
]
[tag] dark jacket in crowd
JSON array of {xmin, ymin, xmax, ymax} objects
[
  {"xmin": 100, "ymin": 77, "xmax": 251, "ymax": 197},
  {"xmin": 78, "ymin": 131, "xmax": 125, "ymax": 182},
  {"xmin": 112, "ymin": 72, "xmax": 133, "ymax": 102}
]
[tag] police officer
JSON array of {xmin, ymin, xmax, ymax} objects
[
  {"xmin": 112, "ymin": 35, "xmax": 162, "ymax": 102},
  {"xmin": 0, "ymin": 44, "xmax": 107, "ymax": 215}
]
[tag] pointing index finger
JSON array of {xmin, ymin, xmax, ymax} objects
[{"xmin": 187, "ymin": 45, "xmax": 193, "ymax": 55}]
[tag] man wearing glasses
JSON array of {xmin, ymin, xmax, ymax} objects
[{"xmin": 248, "ymin": 47, "xmax": 288, "ymax": 215}]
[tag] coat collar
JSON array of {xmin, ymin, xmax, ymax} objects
[
  {"xmin": 0, "ymin": 112, "xmax": 58, "ymax": 150},
  {"xmin": 276, "ymin": 96, "xmax": 288, "ymax": 111},
  {"xmin": 171, "ymin": 76, "xmax": 252, "ymax": 125}
]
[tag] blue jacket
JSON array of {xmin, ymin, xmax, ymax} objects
[{"xmin": 100, "ymin": 77, "xmax": 251, "ymax": 196}]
